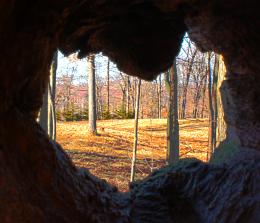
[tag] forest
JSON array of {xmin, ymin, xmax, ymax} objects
[
  {"xmin": 55, "ymin": 37, "xmax": 213, "ymax": 121},
  {"xmin": 39, "ymin": 35, "xmax": 226, "ymax": 190}
]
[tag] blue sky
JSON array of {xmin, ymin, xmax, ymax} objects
[
  {"xmin": 56, "ymin": 33, "xmax": 193, "ymax": 84},
  {"xmin": 57, "ymin": 51, "xmax": 124, "ymax": 84}
]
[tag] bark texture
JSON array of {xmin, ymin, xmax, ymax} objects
[
  {"xmin": 0, "ymin": 0, "xmax": 259, "ymax": 222},
  {"xmin": 216, "ymin": 56, "xmax": 227, "ymax": 147}
]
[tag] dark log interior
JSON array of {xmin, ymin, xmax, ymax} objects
[{"xmin": 0, "ymin": 1, "xmax": 259, "ymax": 222}]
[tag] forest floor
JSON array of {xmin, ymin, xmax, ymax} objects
[{"xmin": 57, "ymin": 118, "xmax": 209, "ymax": 191}]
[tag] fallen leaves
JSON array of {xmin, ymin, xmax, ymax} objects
[{"xmin": 57, "ymin": 118, "xmax": 208, "ymax": 191}]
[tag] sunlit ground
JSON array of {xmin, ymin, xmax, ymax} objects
[{"xmin": 57, "ymin": 118, "xmax": 208, "ymax": 191}]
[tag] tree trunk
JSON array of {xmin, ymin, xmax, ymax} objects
[
  {"xmin": 157, "ymin": 74, "xmax": 162, "ymax": 119},
  {"xmin": 207, "ymin": 53, "xmax": 214, "ymax": 161},
  {"xmin": 88, "ymin": 54, "xmax": 97, "ymax": 135},
  {"xmin": 107, "ymin": 58, "xmax": 110, "ymax": 114},
  {"xmin": 39, "ymin": 87, "xmax": 49, "ymax": 132},
  {"xmin": 130, "ymin": 78, "xmax": 141, "ymax": 182},
  {"xmin": 192, "ymin": 74, "xmax": 206, "ymax": 119},
  {"xmin": 122, "ymin": 88, "xmax": 126, "ymax": 113},
  {"xmin": 216, "ymin": 56, "xmax": 227, "ymax": 147},
  {"xmin": 192, "ymin": 84, "xmax": 199, "ymax": 118},
  {"xmin": 49, "ymin": 50, "xmax": 58, "ymax": 140},
  {"xmin": 212, "ymin": 54, "xmax": 219, "ymax": 149},
  {"xmin": 193, "ymin": 93, "xmax": 199, "ymax": 118},
  {"xmin": 39, "ymin": 51, "xmax": 57, "ymax": 140},
  {"xmin": 201, "ymin": 72, "xmax": 208, "ymax": 118},
  {"xmin": 134, "ymin": 78, "xmax": 138, "ymax": 112},
  {"xmin": 126, "ymin": 75, "xmax": 130, "ymax": 114},
  {"xmin": 165, "ymin": 61, "xmax": 179, "ymax": 165},
  {"xmin": 96, "ymin": 84, "xmax": 103, "ymax": 120},
  {"xmin": 180, "ymin": 49, "xmax": 198, "ymax": 119}
]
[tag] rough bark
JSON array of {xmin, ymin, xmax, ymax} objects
[
  {"xmin": 166, "ymin": 61, "xmax": 180, "ymax": 164},
  {"xmin": 0, "ymin": 1, "xmax": 259, "ymax": 222},
  {"xmin": 131, "ymin": 155, "xmax": 260, "ymax": 223},
  {"xmin": 216, "ymin": 56, "xmax": 227, "ymax": 147},
  {"xmin": 186, "ymin": 2, "xmax": 260, "ymax": 152}
]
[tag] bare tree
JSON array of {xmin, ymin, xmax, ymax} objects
[
  {"xmin": 191, "ymin": 53, "xmax": 207, "ymax": 118},
  {"xmin": 49, "ymin": 50, "xmax": 58, "ymax": 140},
  {"xmin": 130, "ymin": 78, "xmax": 141, "ymax": 182},
  {"xmin": 88, "ymin": 54, "xmax": 97, "ymax": 135},
  {"xmin": 126, "ymin": 75, "xmax": 130, "ymax": 114},
  {"xmin": 180, "ymin": 41, "xmax": 198, "ymax": 119},
  {"xmin": 53, "ymin": 44, "xmax": 214, "ymax": 122},
  {"xmin": 165, "ymin": 60, "xmax": 179, "ymax": 165},
  {"xmin": 55, "ymin": 73, "xmax": 75, "ymax": 120},
  {"xmin": 200, "ymin": 68, "xmax": 208, "ymax": 118},
  {"xmin": 118, "ymin": 72, "xmax": 127, "ymax": 113},
  {"xmin": 212, "ymin": 54, "xmax": 219, "ymax": 149},
  {"xmin": 207, "ymin": 52, "xmax": 215, "ymax": 160},
  {"xmin": 140, "ymin": 80, "xmax": 158, "ymax": 118},
  {"xmin": 117, "ymin": 72, "xmax": 136, "ymax": 117},
  {"xmin": 106, "ymin": 58, "xmax": 110, "ymax": 114},
  {"xmin": 96, "ymin": 78, "xmax": 103, "ymax": 119},
  {"xmin": 39, "ymin": 50, "xmax": 58, "ymax": 140},
  {"xmin": 157, "ymin": 74, "xmax": 162, "ymax": 119}
]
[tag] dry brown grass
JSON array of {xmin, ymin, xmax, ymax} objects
[{"xmin": 57, "ymin": 118, "xmax": 208, "ymax": 191}]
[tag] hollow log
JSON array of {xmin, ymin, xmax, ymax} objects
[{"xmin": 0, "ymin": 1, "xmax": 259, "ymax": 222}]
